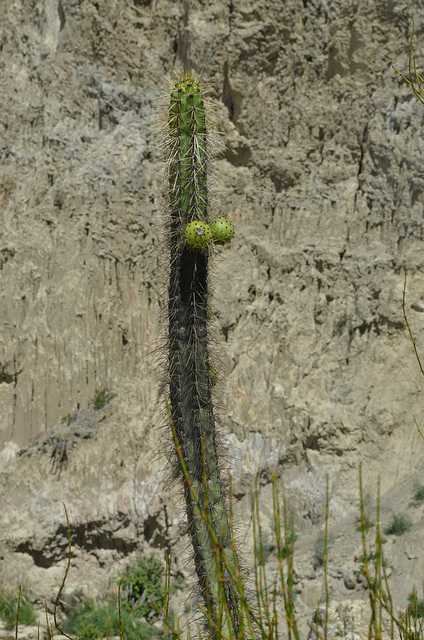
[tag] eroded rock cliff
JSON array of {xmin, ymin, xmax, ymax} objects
[{"xmin": 1, "ymin": 0, "xmax": 424, "ymax": 634}]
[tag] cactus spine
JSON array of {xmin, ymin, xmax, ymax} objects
[{"xmin": 166, "ymin": 73, "xmax": 244, "ymax": 633}]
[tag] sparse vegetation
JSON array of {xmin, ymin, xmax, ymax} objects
[
  {"xmin": 413, "ymin": 483, "xmax": 424, "ymax": 501},
  {"xmin": 0, "ymin": 587, "xmax": 36, "ymax": 629},
  {"xmin": 356, "ymin": 517, "xmax": 375, "ymax": 532},
  {"xmin": 90, "ymin": 387, "xmax": 113, "ymax": 410},
  {"xmin": 282, "ymin": 529, "xmax": 298, "ymax": 559},
  {"xmin": 62, "ymin": 599, "xmax": 161, "ymax": 640},
  {"xmin": 384, "ymin": 513, "xmax": 411, "ymax": 536},
  {"xmin": 254, "ymin": 530, "xmax": 274, "ymax": 565},
  {"xmin": 120, "ymin": 556, "xmax": 165, "ymax": 620},
  {"xmin": 335, "ymin": 311, "xmax": 352, "ymax": 335},
  {"xmin": 313, "ymin": 530, "xmax": 335, "ymax": 566},
  {"xmin": 61, "ymin": 556, "xmax": 164, "ymax": 639},
  {"xmin": 408, "ymin": 591, "xmax": 424, "ymax": 618},
  {"xmin": 8, "ymin": 464, "xmax": 424, "ymax": 640}
]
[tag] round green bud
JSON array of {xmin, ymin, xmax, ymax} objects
[
  {"xmin": 184, "ymin": 221, "xmax": 212, "ymax": 249},
  {"xmin": 210, "ymin": 216, "xmax": 235, "ymax": 245}
]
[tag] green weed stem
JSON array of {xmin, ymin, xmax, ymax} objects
[
  {"xmin": 14, "ymin": 586, "xmax": 21, "ymax": 640},
  {"xmin": 322, "ymin": 475, "xmax": 329, "ymax": 640},
  {"xmin": 402, "ymin": 266, "xmax": 424, "ymax": 440},
  {"xmin": 272, "ymin": 474, "xmax": 299, "ymax": 640},
  {"xmin": 393, "ymin": 12, "xmax": 424, "ymax": 106},
  {"xmin": 53, "ymin": 504, "xmax": 74, "ymax": 640}
]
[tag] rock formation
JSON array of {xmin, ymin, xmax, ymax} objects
[{"xmin": 1, "ymin": 0, "xmax": 424, "ymax": 635}]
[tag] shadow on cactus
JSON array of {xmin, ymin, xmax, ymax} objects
[{"xmin": 165, "ymin": 71, "xmax": 240, "ymax": 635}]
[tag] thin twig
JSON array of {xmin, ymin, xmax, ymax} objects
[
  {"xmin": 323, "ymin": 475, "xmax": 329, "ymax": 640},
  {"xmin": 118, "ymin": 578, "xmax": 125, "ymax": 640},
  {"xmin": 393, "ymin": 12, "xmax": 424, "ymax": 106},
  {"xmin": 402, "ymin": 266, "xmax": 424, "ymax": 440},
  {"xmin": 15, "ymin": 586, "xmax": 21, "ymax": 640},
  {"xmin": 52, "ymin": 504, "xmax": 74, "ymax": 640}
]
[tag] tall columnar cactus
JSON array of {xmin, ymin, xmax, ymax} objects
[{"xmin": 166, "ymin": 73, "xmax": 243, "ymax": 633}]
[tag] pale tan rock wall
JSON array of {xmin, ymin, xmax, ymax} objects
[{"xmin": 1, "ymin": 0, "xmax": 424, "ymax": 626}]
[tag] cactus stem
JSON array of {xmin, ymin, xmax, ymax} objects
[{"xmin": 165, "ymin": 72, "xmax": 249, "ymax": 637}]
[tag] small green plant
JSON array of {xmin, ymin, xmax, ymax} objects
[
  {"xmin": 254, "ymin": 530, "xmax": 275, "ymax": 566},
  {"xmin": 62, "ymin": 556, "xmax": 164, "ymax": 639},
  {"xmin": 356, "ymin": 517, "xmax": 375, "ymax": 533},
  {"xmin": 120, "ymin": 555, "xmax": 165, "ymax": 619},
  {"xmin": 384, "ymin": 514, "xmax": 411, "ymax": 536},
  {"xmin": 313, "ymin": 530, "xmax": 335, "ymax": 566},
  {"xmin": 61, "ymin": 413, "xmax": 72, "ymax": 426},
  {"xmin": 62, "ymin": 599, "xmax": 161, "ymax": 640},
  {"xmin": 335, "ymin": 311, "xmax": 352, "ymax": 335},
  {"xmin": 282, "ymin": 529, "xmax": 298, "ymax": 559},
  {"xmin": 0, "ymin": 587, "xmax": 36, "ymax": 629},
  {"xmin": 413, "ymin": 483, "xmax": 424, "ymax": 501},
  {"xmin": 355, "ymin": 490, "xmax": 376, "ymax": 532},
  {"xmin": 62, "ymin": 599, "xmax": 110, "ymax": 639},
  {"xmin": 90, "ymin": 387, "xmax": 113, "ymax": 410},
  {"xmin": 408, "ymin": 591, "xmax": 424, "ymax": 618},
  {"xmin": 357, "ymin": 467, "xmax": 393, "ymax": 640}
]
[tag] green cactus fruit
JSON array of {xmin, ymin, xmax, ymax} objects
[
  {"xmin": 210, "ymin": 216, "xmax": 235, "ymax": 245},
  {"xmin": 184, "ymin": 220, "xmax": 212, "ymax": 249}
]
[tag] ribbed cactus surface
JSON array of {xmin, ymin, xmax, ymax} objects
[
  {"xmin": 166, "ymin": 73, "xmax": 243, "ymax": 633},
  {"xmin": 168, "ymin": 75, "xmax": 208, "ymax": 224}
]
